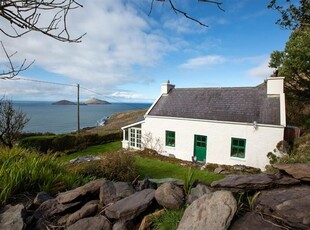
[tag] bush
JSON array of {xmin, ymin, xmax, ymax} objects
[
  {"xmin": 19, "ymin": 132, "xmax": 122, "ymax": 153},
  {"xmin": 0, "ymin": 147, "xmax": 84, "ymax": 205},
  {"xmin": 67, "ymin": 151, "xmax": 138, "ymax": 182}
]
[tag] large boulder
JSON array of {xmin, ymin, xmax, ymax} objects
[
  {"xmin": 100, "ymin": 180, "xmax": 135, "ymax": 206},
  {"xmin": 187, "ymin": 183, "xmax": 212, "ymax": 204},
  {"xmin": 273, "ymin": 163, "xmax": 310, "ymax": 181},
  {"xmin": 105, "ymin": 189, "xmax": 155, "ymax": 221},
  {"xmin": 67, "ymin": 215, "xmax": 111, "ymax": 230},
  {"xmin": 155, "ymin": 183, "xmax": 185, "ymax": 209},
  {"xmin": 0, "ymin": 204, "xmax": 24, "ymax": 230},
  {"xmin": 177, "ymin": 191, "xmax": 237, "ymax": 230},
  {"xmin": 56, "ymin": 179, "xmax": 104, "ymax": 204},
  {"xmin": 255, "ymin": 186, "xmax": 310, "ymax": 229},
  {"xmin": 230, "ymin": 212, "xmax": 283, "ymax": 230},
  {"xmin": 211, "ymin": 173, "xmax": 300, "ymax": 191}
]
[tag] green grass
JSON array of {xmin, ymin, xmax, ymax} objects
[
  {"xmin": 60, "ymin": 141, "xmax": 122, "ymax": 163},
  {"xmin": 0, "ymin": 147, "xmax": 85, "ymax": 205},
  {"xmin": 152, "ymin": 208, "xmax": 185, "ymax": 230},
  {"xmin": 135, "ymin": 156, "xmax": 224, "ymax": 184}
]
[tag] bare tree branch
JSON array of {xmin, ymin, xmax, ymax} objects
[
  {"xmin": 0, "ymin": 41, "xmax": 35, "ymax": 79},
  {"xmin": 0, "ymin": 0, "xmax": 86, "ymax": 43},
  {"xmin": 149, "ymin": 0, "xmax": 224, "ymax": 27}
]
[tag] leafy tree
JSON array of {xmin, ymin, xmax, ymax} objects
[
  {"xmin": 0, "ymin": 98, "xmax": 29, "ymax": 148},
  {"xmin": 269, "ymin": 0, "xmax": 310, "ymax": 126}
]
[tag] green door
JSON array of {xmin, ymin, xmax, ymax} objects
[{"xmin": 194, "ymin": 135, "xmax": 207, "ymax": 162}]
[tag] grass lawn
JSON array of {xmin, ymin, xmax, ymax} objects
[
  {"xmin": 60, "ymin": 141, "xmax": 122, "ymax": 163},
  {"xmin": 135, "ymin": 156, "xmax": 224, "ymax": 184}
]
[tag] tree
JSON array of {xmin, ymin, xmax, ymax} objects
[
  {"xmin": 268, "ymin": 0, "xmax": 310, "ymax": 30},
  {"xmin": 0, "ymin": 97, "xmax": 29, "ymax": 148}
]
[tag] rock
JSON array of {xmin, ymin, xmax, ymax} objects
[
  {"xmin": 56, "ymin": 179, "xmax": 104, "ymax": 204},
  {"xmin": 230, "ymin": 212, "xmax": 283, "ymax": 230},
  {"xmin": 136, "ymin": 178, "xmax": 157, "ymax": 191},
  {"xmin": 214, "ymin": 167, "xmax": 224, "ymax": 174},
  {"xmin": 138, "ymin": 209, "xmax": 165, "ymax": 230},
  {"xmin": 67, "ymin": 215, "xmax": 111, "ymax": 230},
  {"xmin": 187, "ymin": 183, "xmax": 212, "ymax": 204},
  {"xmin": 66, "ymin": 200, "xmax": 99, "ymax": 226},
  {"xmin": 0, "ymin": 204, "xmax": 24, "ymax": 230},
  {"xmin": 33, "ymin": 192, "xmax": 54, "ymax": 206},
  {"xmin": 100, "ymin": 180, "xmax": 135, "ymax": 206},
  {"xmin": 34, "ymin": 198, "xmax": 81, "ymax": 219},
  {"xmin": 255, "ymin": 186, "xmax": 310, "ymax": 229},
  {"xmin": 177, "ymin": 191, "xmax": 237, "ymax": 230},
  {"xmin": 273, "ymin": 163, "xmax": 310, "ymax": 181},
  {"xmin": 149, "ymin": 178, "xmax": 184, "ymax": 186},
  {"xmin": 105, "ymin": 189, "xmax": 155, "ymax": 221},
  {"xmin": 155, "ymin": 183, "xmax": 185, "ymax": 209},
  {"xmin": 69, "ymin": 156, "xmax": 102, "ymax": 164},
  {"xmin": 211, "ymin": 173, "xmax": 300, "ymax": 191},
  {"xmin": 113, "ymin": 220, "xmax": 129, "ymax": 230}
]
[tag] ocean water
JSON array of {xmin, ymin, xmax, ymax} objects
[{"xmin": 13, "ymin": 101, "xmax": 151, "ymax": 134}]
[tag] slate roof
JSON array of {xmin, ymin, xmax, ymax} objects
[{"xmin": 147, "ymin": 83, "xmax": 281, "ymax": 125}]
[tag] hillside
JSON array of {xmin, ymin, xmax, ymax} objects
[
  {"xmin": 84, "ymin": 98, "xmax": 110, "ymax": 105},
  {"xmin": 52, "ymin": 100, "xmax": 76, "ymax": 105},
  {"xmin": 86, "ymin": 108, "xmax": 148, "ymax": 135}
]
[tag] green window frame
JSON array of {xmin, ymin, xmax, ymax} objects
[
  {"xmin": 166, "ymin": 130, "xmax": 175, "ymax": 147},
  {"xmin": 231, "ymin": 138, "xmax": 246, "ymax": 158}
]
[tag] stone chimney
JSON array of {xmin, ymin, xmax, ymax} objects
[
  {"xmin": 161, "ymin": 80, "xmax": 175, "ymax": 95},
  {"xmin": 267, "ymin": 77, "xmax": 286, "ymax": 126}
]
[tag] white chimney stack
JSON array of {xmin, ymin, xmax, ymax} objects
[
  {"xmin": 267, "ymin": 77, "xmax": 286, "ymax": 127},
  {"xmin": 161, "ymin": 80, "xmax": 175, "ymax": 95}
]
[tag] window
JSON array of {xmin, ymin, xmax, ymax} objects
[
  {"xmin": 231, "ymin": 138, "xmax": 246, "ymax": 158},
  {"xmin": 166, "ymin": 130, "xmax": 175, "ymax": 147},
  {"xmin": 129, "ymin": 128, "xmax": 142, "ymax": 149}
]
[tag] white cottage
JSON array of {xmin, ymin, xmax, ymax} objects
[{"xmin": 122, "ymin": 77, "xmax": 286, "ymax": 170}]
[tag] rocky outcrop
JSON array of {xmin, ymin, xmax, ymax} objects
[
  {"xmin": 155, "ymin": 183, "xmax": 184, "ymax": 209},
  {"xmin": 1, "ymin": 163, "xmax": 308, "ymax": 230},
  {"xmin": 177, "ymin": 191, "xmax": 237, "ymax": 230},
  {"xmin": 273, "ymin": 163, "xmax": 310, "ymax": 181}
]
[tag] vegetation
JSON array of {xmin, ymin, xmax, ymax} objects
[
  {"xmin": 19, "ymin": 132, "xmax": 122, "ymax": 153},
  {"xmin": 0, "ymin": 147, "xmax": 85, "ymax": 205},
  {"xmin": 152, "ymin": 208, "xmax": 185, "ymax": 230},
  {"xmin": 267, "ymin": 132, "xmax": 310, "ymax": 164},
  {"xmin": 269, "ymin": 0, "xmax": 310, "ymax": 127},
  {"xmin": 86, "ymin": 109, "xmax": 148, "ymax": 136},
  {"xmin": 0, "ymin": 98, "xmax": 29, "ymax": 148}
]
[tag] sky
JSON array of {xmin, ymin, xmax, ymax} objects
[{"xmin": 0, "ymin": 0, "xmax": 293, "ymax": 103}]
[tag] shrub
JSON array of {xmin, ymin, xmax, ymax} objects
[
  {"xmin": 0, "ymin": 147, "xmax": 84, "ymax": 205},
  {"xmin": 67, "ymin": 151, "xmax": 138, "ymax": 182}
]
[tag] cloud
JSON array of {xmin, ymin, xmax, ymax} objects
[
  {"xmin": 0, "ymin": 0, "xmax": 171, "ymax": 99},
  {"xmin": 247, "ymin": 58, "xmax": 273, "ymax": 79},
  {"xmin": 180, "ymin": 55, "xmax": 226, "ymax": 69}
]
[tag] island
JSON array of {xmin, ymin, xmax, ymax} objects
[
  {"xmin": 84, "ymin": 98, "xmax": 110, "ymax": 105},
  {"xmin": 52, "ymin": 100, "xmax": 76, "ymax": 105}
]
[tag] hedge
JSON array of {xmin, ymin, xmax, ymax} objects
[{"xmin": 19, "ymin": 132, "xmax": 122, "ymax": 153}]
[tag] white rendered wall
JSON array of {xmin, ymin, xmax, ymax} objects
[{"xmin": 142, "ymin": 116, "xmax": 284, "ymax": 170}]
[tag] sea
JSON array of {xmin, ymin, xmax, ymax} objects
[{"xmin": 13, "ymin": 101, "xmax": 151, "ymax": 134}]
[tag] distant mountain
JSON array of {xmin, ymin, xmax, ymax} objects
[
  {"xmin": 52, "ymin": 100, "xmax": 76, "ymax": 105},
  {"xmin": 84, "ymin": 98, "xmax": 110, "ymax": 105}
]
